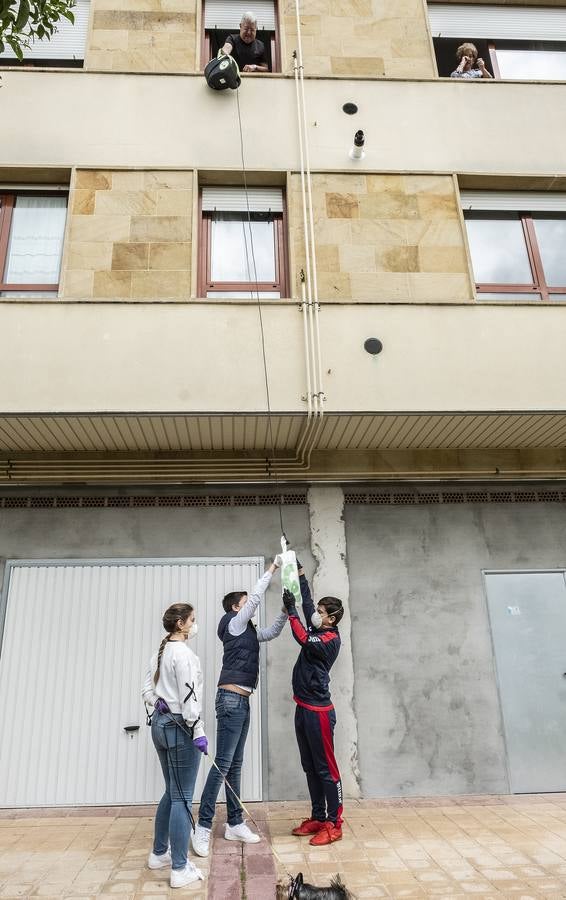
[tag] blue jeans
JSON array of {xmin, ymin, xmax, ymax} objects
[
  {"xmin": 151, "ymin": 711, "xmax": 201, "ymax": 870},
  {"xmin": 198, "ymin": 689, "xmax": 250, "ymax": 829}
]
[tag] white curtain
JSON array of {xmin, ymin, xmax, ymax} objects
[{"xmin": 4, "ymin": 196, "xmax": 67, "ymax": 284}]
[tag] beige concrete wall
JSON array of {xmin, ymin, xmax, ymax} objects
[
  {"xmin": 282, "ymin": 0, "xmax": 434, "ymax": 78},
  {"xmin": 62, "ymin": 170, "xmax": 193, "ymax": 301},
  {"xmin": 3, "ymin": 72, "xmax": 566, "ymax": 176},
  {"xmin": 86, "ymin": 0, "xmax": 197, "ymax": 72},
  {"xmin": 1, "ymin": 303, "xmax": 566, "ymax": 413},
  {"xmin": 289, "ymin": 173, "xmax": 472, "ymax": 302}
]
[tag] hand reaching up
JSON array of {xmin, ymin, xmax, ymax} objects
[{"xmin": 282, "ymin": 588, "xmax": 296, "ymax": 614}]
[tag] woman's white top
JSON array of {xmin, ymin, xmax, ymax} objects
[{"xmin": 142, "ymin": 640, "xmax": 205, "ymax": 739}]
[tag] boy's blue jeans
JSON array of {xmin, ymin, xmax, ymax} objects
[
  {"xmin": 198, "ymin": 688, "xmax": 250, "ymax": 829},
  {"xmin": 151, "ymin": 711, "xmax": 201, "ymax": 870}
]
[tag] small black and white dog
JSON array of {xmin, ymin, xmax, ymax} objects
[{"xmin": 277, "ymin": 872, "xmax": 353, "ymax": 899}]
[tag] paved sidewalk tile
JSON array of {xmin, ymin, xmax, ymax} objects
[{"xmin": 3, "ymin": 797, "xmax": 566, "ymax": 897}]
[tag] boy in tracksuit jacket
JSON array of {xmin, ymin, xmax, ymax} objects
[{"xmin": 282, "ymin": 563, "xmax": 344, "ymax": 846}]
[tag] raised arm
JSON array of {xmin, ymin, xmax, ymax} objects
[
  {"xmin": 257, "ymin": 610, "xmax": 287, "ymax": 642},
  {"xmin": 298, "ymin": 562, "xmax": 316, "ymax": 624},
  {"xmin": 229, "ymin": 562, "xmax": 278, "ymax": 636}
]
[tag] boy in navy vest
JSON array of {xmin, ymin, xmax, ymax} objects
[
  {"xmin": 192, "ymin": 558, "xmax": 285, "ymax": 856},
  {"xmin": 282, "ymin": 562, "xmax": 344, "ymax": 846}
]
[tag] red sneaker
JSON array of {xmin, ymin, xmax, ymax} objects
[
  {"xmin": 309, "ymin": 822, "xmax": 342, "ymax": 846},
  {"xmin": 292, "ymin": 818, "xmax": 326, "ymax": 836}
]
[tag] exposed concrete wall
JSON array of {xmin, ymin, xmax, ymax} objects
[
  {"xmin": 308, "ymin": 486, "xmax": 361, "ymax": 798},
  {"xmin": 344, "ymin": 500, "xmax": 566, "ymax": 797},
  {"xmin": 0, "ymin": 504, "xmax": 312, "ymax": 801},
  {"xmin": 4, "ymin": 497, "xmax": 566, "ymax": 801}
]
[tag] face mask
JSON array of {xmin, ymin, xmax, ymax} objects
[
  {"xmin": 311, "ymin": 611, "xmax": 323, "ymax": 629},
  {"xmin": 187, "ymin": 622, "xmax": 198, "ymax": 640}
]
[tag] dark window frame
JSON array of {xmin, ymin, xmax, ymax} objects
[
  {"xmin": 433, "ymin": 36, "xmax": 566, "ymax": 80},
  {"xmin": 432, "ymin": 36, "xmax": 494, "ymax": 78},
  {"xmin": 465, "ymin": 210, "xmax": 566, "ymax": 301},
  {"xmin": 198, "ymin": 190, "xmax": 289, "ymax": 298},
  {"xmin": 0, "ymin": 191, "xmax": 68, "ymax": 294},
  {"xmin": 0, "ymin": 57, "xmax": 83, "ymax": 68},
  {"xmin": 200, "ymin": 0, "xmax": 280, "ymax": 72}
]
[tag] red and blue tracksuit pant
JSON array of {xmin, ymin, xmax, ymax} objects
[{"xmin": 294, "ymin": 700, "xmax": 343, "ymax": 827}]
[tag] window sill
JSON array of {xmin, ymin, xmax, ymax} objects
[
  {"xmin": 5, "ymin": 67, "xmax": 566, "ymax": 86},
  {"xmin": 474, "ymin": 298, "xmax": 566, "ymax": 305},
  {"xmin": 439, "ymin": 75, "xmax": 566, "ymax": 85},
  {"xmin": 0, "ymin": 63, "xmax": 84, "ymax": 72}
]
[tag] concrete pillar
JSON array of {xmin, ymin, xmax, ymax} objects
[{"xmin": 307, "ymin": 485, "xmax": 361, "ymax": 799}]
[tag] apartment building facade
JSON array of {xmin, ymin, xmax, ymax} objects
[{"xmin": 1, "ymin": 0, "xmax": 566, "ymax": 808}]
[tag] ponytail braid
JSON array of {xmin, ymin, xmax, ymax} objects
[
  {"xmin": 153, "ymin": 601, "xmax": 194, "ymax": 686},
  {"xmin": 153, "ymin": 634, "xmax": 170, "ymax": 686}
]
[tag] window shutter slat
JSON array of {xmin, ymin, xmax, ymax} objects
[
  {"xmin": 0, "ymin": 0, "xmax": 90, "ymax": 60},
  {"xmin": 204, "ymin": 0, "xmax": 276, "ymax": 30},
  {"xmin": 202, "ymin": 187, "xmax": 283, "ymax": 212},
  {"xmin": 428, "ymin": 4, "xmax": 566, "ymax": 41},
  {"xmin": 461, "ymin": 191, "xmax": 566, "ymax": 212}
]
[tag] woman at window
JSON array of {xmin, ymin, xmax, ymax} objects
[{"xmin": 451, "ymin": 43, "xmax": 492, "ymax": 79}]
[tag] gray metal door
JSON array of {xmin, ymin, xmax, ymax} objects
[{"xmin": 485, "ymin": 570, "xmax": 566, "ymax": 793}]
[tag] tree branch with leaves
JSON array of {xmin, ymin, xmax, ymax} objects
[{"xmin": 0, "ymin": 0, "xmax": 76, "ymax": 60}]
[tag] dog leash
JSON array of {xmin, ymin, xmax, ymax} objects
[
  {"xmin": 151, "ymin": 705, "xmax": 295, "ymax": 881},
  {"xmin": 206, "ymin": 753, "xmax": 295, "ymax": 880}
]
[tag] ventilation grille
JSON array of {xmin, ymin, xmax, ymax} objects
[
  {"xmin": 344, "ymin": 489, "xmax": 566, "ymax": 505},
  {"xmin": 0, "ymin": 490, "xmax": 564, "ymax": 509},
  {"xmin": 0, "ymin": 493, "xmax": 307, "ymax": 510}
]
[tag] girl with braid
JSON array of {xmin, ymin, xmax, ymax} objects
[{"xmin": 142, "ymin": 603, "xmax": 208, "ymax": 889}]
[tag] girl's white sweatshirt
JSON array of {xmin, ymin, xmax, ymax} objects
[{"xmin": 142, "ymin": 640, "xmax": 205, "ymax": 739}]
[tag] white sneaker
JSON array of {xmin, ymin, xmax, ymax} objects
[
  {"xmin": 224, "ymin": 821, "xmax": 261, "ymax": 843},
  {"xmin": 147, "ymin": 849, "xmax": 171, "ymax": 869},
  {"xmin": 170, "ymin": 861, "xmax": 204, "ymax": 888},
  {"xmin": 191, "ymin": 823, "xmax": 211, "ymax": 857}
]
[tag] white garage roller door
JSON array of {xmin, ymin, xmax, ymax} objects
[{"xmin": 0, "ymin": 557, "xmax": 264, "ymax": 807}]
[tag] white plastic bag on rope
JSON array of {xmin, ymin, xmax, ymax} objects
[{"xmin": 279, "ymin": 536, "xmax": 301, "ymax": 607}]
